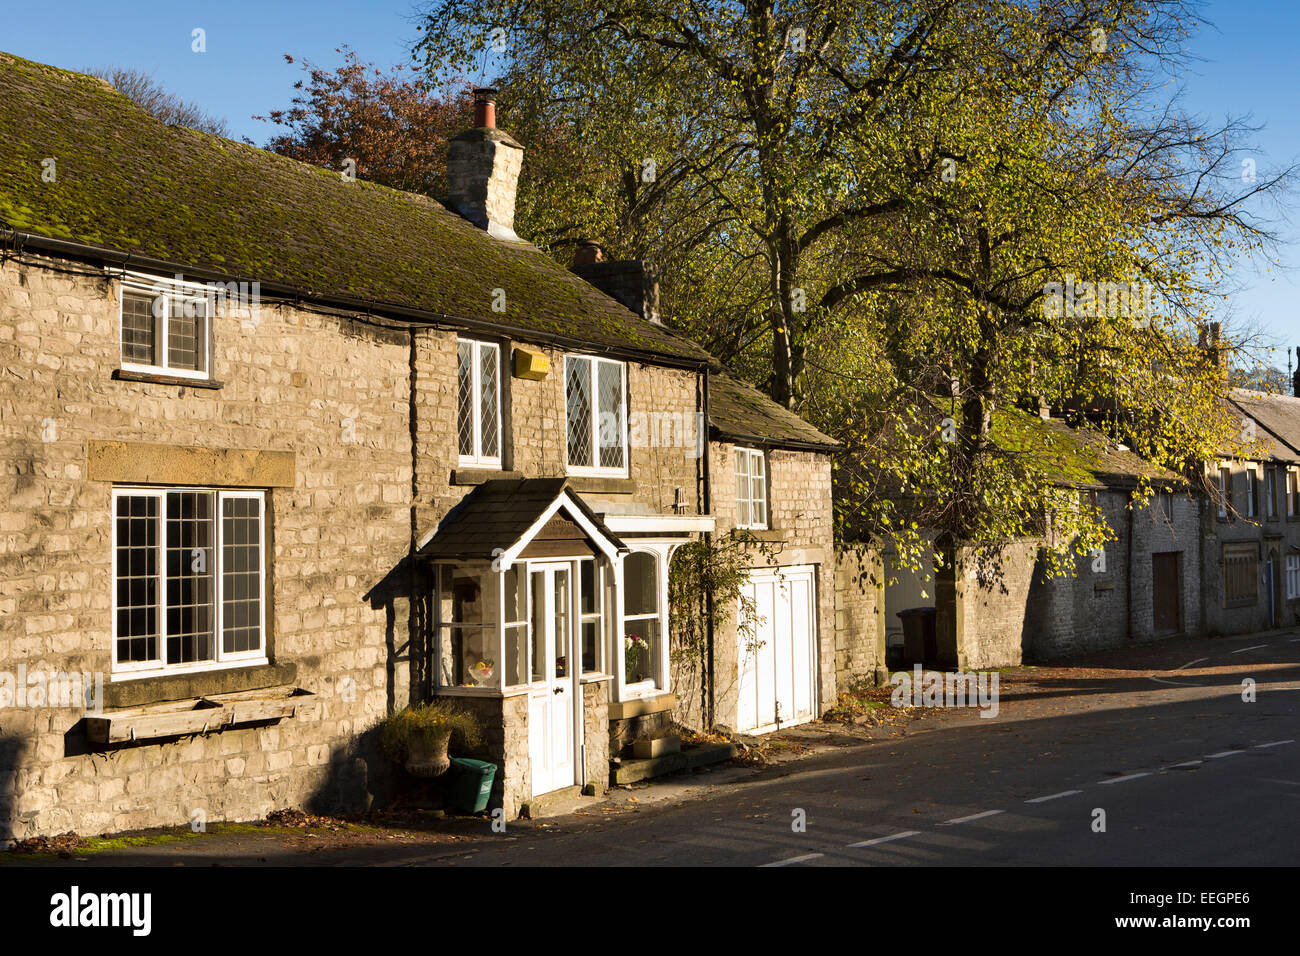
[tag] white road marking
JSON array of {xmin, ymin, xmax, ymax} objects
[
  {"xmin": 1206, "ymin": 750, "xmax": 1244, "ymax": 759},
  {"xmin": 847, "ymin": 830, "xmax": 920, "ymax": 848},
  {"xmin": 1166, "ymin": 760, "xmax": 1203, "ymax": 769},
  {"xmin": 761, "ymin": 852, "xmax": 824, "ymax": 867},
  {"xmin": 940, "ymin": 809, "xmax": 1004, "ymax": 826},
  {"xmin": 1254, "ymin": 740, "xmax": 1295, "ymax": 749},
  {"xmin": 1097, "ymin": 772, "xmax": 1151, "ymax": 785},
  {"xmin": 1231, "ymin": 644, "xmax": 1268, "ymax": 654},
  {"xmin": 1025, "ymin": 790, "xmax": 1082, "ymax": 804},
  {"xmin": 1150, "ymin": 656, "xmax": 1210, "ymax": 686}
]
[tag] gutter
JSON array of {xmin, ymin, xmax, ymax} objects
[
  {"xmin": 708, "ymin": 427, "xmax": 841, "ymax": 455},
  {"xmin": 701, "ymin": 370, "xmax": 716, "ymax": 730},
  {"xmin": 4, "ymin": 228, "xmax": 714, "ymax": 373}
]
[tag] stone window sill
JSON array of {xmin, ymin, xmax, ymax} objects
[
  {"xmin": 102, "ymin": 662, "xmax": 297, "ymax": 710},
  {"xmin": 113, "ymin": 368, "xmax": 223, "ymax": 389},
  {"xmin": 452, "ymin": 468, "xmax": 521, "ymax": 486},
  {"xmin": 567, "ymin": 476, "xmax": 637, "ymax": 495}
]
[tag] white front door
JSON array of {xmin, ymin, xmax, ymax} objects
[
  {"xmin": 738, "ymin": 566, "xmax": 816, "ymax": 734},
  {"xmin": 528, "ymin": 563, "xmax": 577, "ymax": 796}
]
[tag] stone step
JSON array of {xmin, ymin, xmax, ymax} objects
[{"xmin": 611, "ymin": 741, "xmax": 738, "ymax": 785}]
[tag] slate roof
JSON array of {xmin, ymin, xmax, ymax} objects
[
  {"xmin": 1227, "ymin": 388, "xmax": 1300, "ymax": 462},
  {"xmin": 708, "ymin": 372, "xmax": 838, "ymax": 451},
  {"xmin": 0, "ymin": 53, "xmax": 711, "ymax": 365},
  {"xmin": 417, "ymin": 478, "xmax": 625, "ymax": 560}
]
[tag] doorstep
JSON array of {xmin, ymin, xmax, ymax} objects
[
  {"xmin": 519, "ymin": 786, "xmax": 604, "ymax": 820},
  {"xmin": 611, "ymin": 741, "xmax": 738, "ymax": 785}
]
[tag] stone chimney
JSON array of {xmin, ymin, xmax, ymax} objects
[
  {"xmin": 1198, "ymin": 322, "xmax": 1223, "ymax": 369},
  {"xmin": 447, "ymin": 88, "xmax": 524, "ymax": 242},
  {"xmin": 571, "ymin": 245, "xmax": 661, "ymax": 324}
]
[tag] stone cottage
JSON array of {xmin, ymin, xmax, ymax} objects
[
  {"xmin": 1201, "ymin": 385, "xmax": 1300, "ymax": 634},
  {"xmin": 0, "ymin": 54, "xmax": 838, "ymax": 835}
]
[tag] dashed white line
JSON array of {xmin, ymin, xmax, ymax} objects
[
  {"xmin": 1097, "ymin": 772, "xmax": 1151, "ymax": 785},
  {"xmin": 1166, "ymin": 760, "xmax": 1203, "ymax": 769},
  {"xmin": 1025, "ymin": 790, "xmax": 1082, "ymax": 804},
  {"xmin": 1254, "ymin": 740, "xmax": 1295, "ymax": 749},
  {"xmin": 1206, "ymin": 750, "xmax": 1244, "ymax": 759},
  {"xmin": 940, "ymin": 809, "xmax": 1004, "ymax": 826},
  {"xmin": 1231, "ymin": 644, "xmax": 1267, "ymax": 654},
  {"xmin": 761, "ymin": 852, "xmax": 824, "ymax": 867},
  {"xmin": 847, "ymin": 830, "xmax": 920, "ymax": 848}
]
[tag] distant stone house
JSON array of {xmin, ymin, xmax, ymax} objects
[
  {"xmin": 1201, "ymin": 385, "xmax": 1300, "ymax": 634},
  {"xmin": 0, "ymin": 54, "xmax": 836, "ymax": 836},
  {"xmin": 833, "ymin": 408, "xmax": 1200, "ymax": 674}
]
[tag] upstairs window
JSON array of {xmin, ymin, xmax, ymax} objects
[
  {"xmin": 565, "ymin": 356, "xmax": 627, "ymax": 475},
  {"xmin": 457, "ymin": 339, "xmax": 502, "ymax": 466},
  {"xmin": 119, "ymin": 275, "xmax": 210, "ymax": 378},
  {"xmin": 1217, "ymin": 466, "xmax": 1231, "ymax": 519},
  {"xmin": 1265, "ymin": 467, "xmax": 1279, "ymax": 519},
  {"xmin": 1288, "ymin": 469, "xmax": 1299, "ymax": 518},
  {"xmin": 112, "ymin": 487, "xmax": 266, "ymax": 676},
  {"xmin": 734, "ymin": 447, "xmax": 768, "ymax": 529},
  {"xmin": 1246, "ymin": 468, "xmax": 1259, "ymax": 519}
]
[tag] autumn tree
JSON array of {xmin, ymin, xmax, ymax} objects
[
  {"xmin": 256, "ymin": 46, "xmax": 473, "ymax": 198},
  {"xmin": 413, "ymin": 1, "xmax": 1289, "ymax": 568}
]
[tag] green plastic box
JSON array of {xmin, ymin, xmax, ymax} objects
[{"xmin": 447, "ymin": 757, "xmax": 497, "ymax": 814}]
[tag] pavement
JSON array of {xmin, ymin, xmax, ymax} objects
[{"xmin": 8, "ymin": 628, "xmax": 1299, "ymax": 867}]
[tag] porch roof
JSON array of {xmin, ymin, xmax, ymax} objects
[{"xmin": 416, "ymin": 478, "xmax": 626, "ymax": 564}]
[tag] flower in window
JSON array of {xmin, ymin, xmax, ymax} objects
[{"xmin": 624, "ymin": 633, "xmax": 649, "ymax": 683}]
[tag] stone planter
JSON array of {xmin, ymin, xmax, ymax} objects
[
  {"xmin": 632, "ymin": 734, "xmax": 681, "ymax": 759},
  {"xmin": 405, "ymin": 728, "xmax": 453, "ymax": 778}
]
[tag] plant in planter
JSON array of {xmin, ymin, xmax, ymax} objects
[{"xmin": 380, "ymin": 701, "xmax": 481, "ymax": 779}]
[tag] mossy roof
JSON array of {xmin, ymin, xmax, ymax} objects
[
  {"xmin": 0, "ymin": 52, "xmax": 711, "ymax": 364},
  {"xmin": 708, "ymin": 372, "xmax": 839, "ymax": 451},
  {"xmin": 991, "ymin": 405, "xmax": 1181, "ymax": 488}
]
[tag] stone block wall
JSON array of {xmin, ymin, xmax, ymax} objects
[
  {"xmin": 833, "ymin": 546, "xmax": 886, "ymax": 688},
  {"xmin": 0, "ymin": 257, "xmax": 414, "ymax": 840}
]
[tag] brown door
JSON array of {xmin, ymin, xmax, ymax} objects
[{"xmin": 1152, "ymin": 552, "xmax": 1181, "ymax": 634}]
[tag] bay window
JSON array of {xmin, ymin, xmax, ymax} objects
[{"xmin": 112, "ymin": 487, "xmax": 266, "ymax": 676}]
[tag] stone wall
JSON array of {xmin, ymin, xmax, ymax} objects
[
  {"xmin": 833, "ymin": 546, "xmax": 886, "ymax": 688},
  {"xmin": 1025, "ymin": 489, "xmax": 1203, "ymax": 660},
  {"xmin": 0, "ymin": 257, "xmax": 414, "ymax": 840}
]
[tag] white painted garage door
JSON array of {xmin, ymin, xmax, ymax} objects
[{"xmin": 738, "ymin": 566, "xmax": 816, "ymax": 734}]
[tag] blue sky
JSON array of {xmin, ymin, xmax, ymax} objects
[{"xmin": 2, "ymin": 0, "xmax": 1296, "ymax": 367}]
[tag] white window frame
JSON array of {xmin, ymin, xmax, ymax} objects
[
  {"xmin": 1289, "ymin": 468, "xmax": 1299, "ymax": 518},
  {"xmin": 118, "ymin": 272, "xmax": 212, "ymax": 380},
  {"xmin": 1266, "ymin": 466, "xmax": 1278, "ymax": 519},
  {"xmin": 564, "ymin": 355, "xmax": 629, "ymax": 478},
  {"xmin": 456, "ymin": 339, "xmax": 503, "ymax": 467},
  {"xmin": 734, "ymin": 447, "xmax": 768, "ymax": 530},
  {"xmin": 578, "ymin": 557, "xmax": 607, "ymax": 676},
  {"xmin": 110, "ymin": 487, "xmax": 267, "ymax": 679},
  {"xmin": 1286, "ymin": 554, "xmax": 1300, "ymax": 601},
  {"xmin": 614, "ymin": 545, "xmax": 672, "ymax": 701},
  {"xmin": 1245, "ymin": 466, "xmax": 1257, "ymax": 519},
  {"xmin": 1217, "ymin": 464, "xmax": 1230, "ymax": 519}
]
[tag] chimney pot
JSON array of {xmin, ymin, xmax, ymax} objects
[
  {"xmin": 473, "ymin": 87, "xmax": 497, "ymax": 129},
  {"xmin": 573, "ymin": 241, "xmax": 604, "ymax": 266}
]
